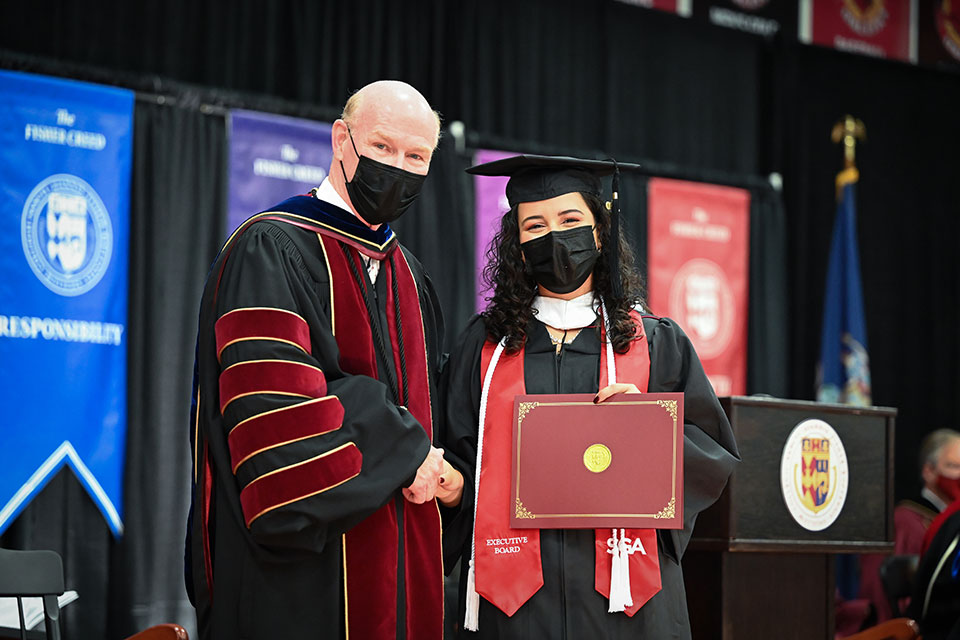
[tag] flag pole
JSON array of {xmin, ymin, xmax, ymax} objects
[
  {"xmin": 824, "ymin": 114, "xmax": 871, "ymax": 606},
  {"xmin": 831, "ymin": 115, "xmax": 866, "ymax": 197}
]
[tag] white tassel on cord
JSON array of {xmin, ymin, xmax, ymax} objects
[
  {"xmin": 600, "ymin": 302, "xmax": 634, "ymax": 613},
  {"xmin": 607, "ymin": 529, "xmax": 633, "ymax": 613},
  {"xmin": 607, "ymin": 529, "xmax": 624, "ymax": 612},
  {"xmin": 464, "ymin": 558, "xmax": 480, "ymax": 631},
  {"xmin": 618, "ymin": 528, "xmax": 634, "ymax": 608},
  {"xmin": 464, "ymin": 339, "xmax": 506, "ymax": 632},
  {"xmin": 608, "ymin": 528, "xmax": 634, "ymax": 612}
]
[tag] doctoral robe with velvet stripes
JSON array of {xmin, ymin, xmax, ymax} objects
[{"xmin": 186, "ymin": 196, "xmax": 445, "ymax": 640}]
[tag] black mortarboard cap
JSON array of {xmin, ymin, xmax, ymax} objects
[
  {"xmin": 466, "ymin": 154, "xmax": 619, "ymax": 208},
  {"xmin": 467, "ymin": 153, "xmax": 637, "ymax": 300}
]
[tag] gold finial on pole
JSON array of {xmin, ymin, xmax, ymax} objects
[{"xmin": 831, "ymin": 115, "xmax": 867, "ymax": 170}]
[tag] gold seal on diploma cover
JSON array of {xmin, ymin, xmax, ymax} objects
[{"xmin": 583, "ymin": 444, "xmax": 612, "ymax": 473}]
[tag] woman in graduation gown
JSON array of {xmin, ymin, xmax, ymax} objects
[{"xmin": 435, "ymin": 155, "xmax": 740, "ymax": 639}]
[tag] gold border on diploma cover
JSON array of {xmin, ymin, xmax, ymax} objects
[{"xmin": 514, "ymin": 399, "xmax": 679, "ymax": 521}]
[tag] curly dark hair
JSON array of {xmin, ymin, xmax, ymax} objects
[{"xmin": 480, "ymin": 192, "xmax": 646, "ymax": 354}]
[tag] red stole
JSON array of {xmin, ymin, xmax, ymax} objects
[
  {"xmin": 318, "ymin": 232, "xmax": 442, "ymax": 640},
  {"xmin": 474, "ymin": 311, "xmax": 662, "ymax": 618}
]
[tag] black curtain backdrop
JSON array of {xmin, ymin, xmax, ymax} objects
[
  {"xmin": 121, "ymin": 98, "xmax": 226, "ymax": 639},
  {"xmin": 0, "ymin": 0, "xmax": 763, "ymax": 173},
  {"xmin": 0, "ymin": 0, "xmax": 958, "ymax": 637},
  {"xmin": 745, "ymin": 185, "xmax": 789, "ymax": 398},
  {"xmin": 0, "ymin": 98, "xmax": 226, "ymax": 639},
  {"xmin": 392, "ymin": 136, "xmax": 476, "ymax": 353}
]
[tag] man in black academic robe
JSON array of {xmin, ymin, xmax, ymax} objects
[{"xmin": 185, "ymin": 81, "xmax": 447, "ymax": 640}]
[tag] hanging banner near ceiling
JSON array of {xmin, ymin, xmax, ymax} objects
[
  {"xmin": 227, "ymin": 110, "xmax": 332, "ymax": 236},
  {"xmin": 647, "ymin": 178, "xmax": 750, "ymax": 396},
  {"xmin": 472, "ymin": 149, "xmax": 515, "ymax": 313},
  {"xmin": 692, "ymin": 0, "xmax": 798, "ymax": 38},
  {"xmin": 0, "ymin": 70, "xmax": 133, "ymax": 537},
  {"xmin": 615, "ymin": 0, "xmax": 692, "ymax": 15},
  {"xmin": 800, "ymin": 0, "xmax": 917, "ymax": 63},
  {"xmin": 918, "ymin": 0, "xmax": 960, "ymax": 68}
]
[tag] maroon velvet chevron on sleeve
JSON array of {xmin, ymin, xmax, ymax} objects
[
  {"xmin": 228, "ymin": 395, "xmax": 345, "ymax": 472},
  {"xmin": 239, "ymin": 442, "xmax": 363, "ymax": 526},
  {"xmin": 218, "ymin": 360, "xmax": 327, "ymax": 413},
  {"xmin": 215, "ymin": 307, "xmax": 312, "ymax": 362}
]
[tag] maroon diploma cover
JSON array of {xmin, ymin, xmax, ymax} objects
[{"xmin": 510, "ymin": 393, "xmax": 684, "ymax": 529}]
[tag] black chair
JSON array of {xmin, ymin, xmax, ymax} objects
[
  {"xmin": 879, "ymin": 554, "xmax": 920, "ymax": 618},
  {"xmin": 0, "ymin": 548, "xmax": 63, "ymax": 640}
]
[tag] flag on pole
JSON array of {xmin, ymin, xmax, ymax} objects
[{"xmin": 816, "ymin": 167, "xmax": 872, "ymax": 407}]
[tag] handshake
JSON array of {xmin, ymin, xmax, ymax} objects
[{"xmin": 402, "ymin": 446, "xmax": 464, "ymax": 507}]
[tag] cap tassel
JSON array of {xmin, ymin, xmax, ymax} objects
[
  {"xmin": 607, "ymin": 163, "xmax": 624, "ymax": 301},
  {"xmin": 608, "ymin": 528, "xmax": 634, "ymax": 613}
]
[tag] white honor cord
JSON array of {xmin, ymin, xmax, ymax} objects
[
  {"xmin": 468, "ymin": 304, "xmax": 622, "ymax": 625},
  {"xmin": 600, "ymin": 300, "xmax": 617, "ymax": 387},
  {"xmin": 464, "ymin": 338, "xmax": 506, "ymax": 632},
  {"xmin": 600, "ymin": 300, "xmax": 632, "ymax": 613},
  {"xmin": 922, "ymin": 535, "xmax": 959, "ymax": 619}
]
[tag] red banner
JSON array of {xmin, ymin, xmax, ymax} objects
[
  {"xmin": 919, "ymin": 0, "xmax": 960, "ymax": 68},
  {"xmin": 615, "ymin": 0, "xmax": 690, "ymax": 14},
  {"xmin": 647, "ymin": 179, "xmax": 750, "ymax": 397},
  {"xmin": 801, "ymin": 0, "xmax": 916, "ymax": 62}
]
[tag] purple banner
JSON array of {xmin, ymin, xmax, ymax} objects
[
  {"xmin": 227, "ymin": 110, "xmax": 333, "ymax": 236},
  {"xmin": 473, "ymin": 149, "xmax": 515, "ymax": 313}
]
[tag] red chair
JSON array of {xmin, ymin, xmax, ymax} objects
[
  {"xmin": 843, "ymin": 617, "xmax": 921, "ymax": 640},
  {"xmin": 126, "ymin": 624, "xmax": 189, "ymax": 640}
]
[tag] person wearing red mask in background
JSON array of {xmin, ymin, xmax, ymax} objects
[
  {"xmin": 859, "ymin": 429, "xmax": 960, "ymax": 622},
  {"xmin": 921, "ymin": 436, "xmax": 960, "ymax": 555},
  {"xmin": 907, "ymin": 430, "xmax": 960, "ymax": 552}
]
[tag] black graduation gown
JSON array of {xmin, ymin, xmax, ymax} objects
[
  {"xmin": 439, "ymin": 314, "xmax": 739, "ymax": 640},
  {"xmin": 906, "ymin": 509, "xmax": 960, "ymax": 640},
  {"xmin": 186, "ymin": 200, "xmax": 444, "ymax": 640}
]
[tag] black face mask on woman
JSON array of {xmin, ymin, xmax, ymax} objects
[
  {"xmin": 340, "ymin": 127, "xmax": 427, "ymax": 226},
  {"xmin": 520, "ymin": 225, "xmax": 600, "ymax": 294}
]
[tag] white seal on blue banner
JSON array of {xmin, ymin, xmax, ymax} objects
[{"xmin": 21, "ymin": 173, "xmax": 113, "ymax": 297}]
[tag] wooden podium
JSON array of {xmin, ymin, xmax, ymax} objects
[{"xmin": 684, "ymin": 396, "xmax": 896, "ymax": 640}]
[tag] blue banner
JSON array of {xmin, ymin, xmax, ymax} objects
[
  {"xmin": 816, "ymin": 169, "xmax": 872, "ymax": 407},
  {"xmin": 0, "ymin": 71, "xmax": 133, "ymax": 537},
  {"xmin": 227, "ymin": 109, "xmax": 332, "ymax": 235}
]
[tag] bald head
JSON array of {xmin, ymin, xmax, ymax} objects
[
  {"xmin": 329, "ymin": 81, "xmax": 440, "ymax": 227},
  {"xmin": 342, "ymin": 80, "xmax": 441, "ymax": 143}
]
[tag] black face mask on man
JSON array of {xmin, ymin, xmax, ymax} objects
[
  {"xmin": 339, "ymin": 127, "xmax": 427, "ymax": 226},
  {"xmin": 520, "ymin": 225, "xmax": 600, "ymax": 295}
]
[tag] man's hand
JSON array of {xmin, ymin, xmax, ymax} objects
[
  {"xmin": 403, "ymin": 446, "xmax": 445, "ymax": 504},
  {"xmin": 594, "ymin": 383, "xmax": 641, "ymax": 404}
]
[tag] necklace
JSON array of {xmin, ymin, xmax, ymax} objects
[{"xmin": 546, "ymin": 327, "xmax": 580, "ymax": 349}]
